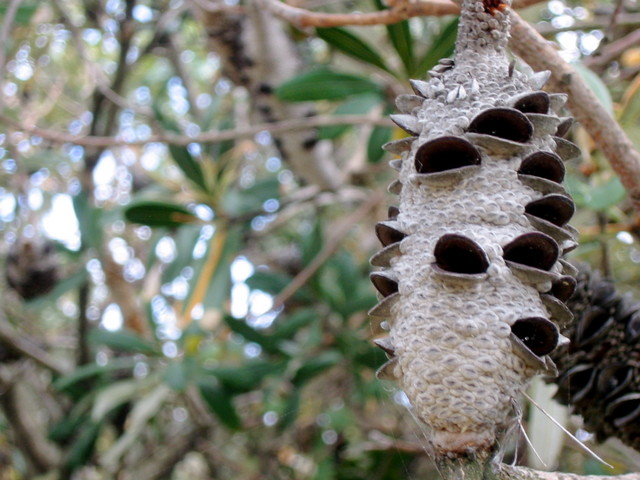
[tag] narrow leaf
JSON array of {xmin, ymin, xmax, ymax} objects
[
  {"xmin": 73, "ymin": 191, "xmax": 102, "ymax": 249},
  {"xmin": 292, "ymin": 350, "xmax": 342, "ymax": 386},
  {"xmin": 572, "ymin": 62, "xmax": 614, "ymax": 114},
  {"xmin": 168, "ymin": 144, "xmax": 208, "ymax": 193},
  {"xmin": 386, "ymin": 21, "xmax": 415, "ymax": 75},
  {"xmin": 124, "ymin": 200, "xmax": 198, "ymax": 228},
  {"xmin": 619, "ymin": 74, "xmax": 640, "ymax": 125},
  {"xmin": 223, "ymin": 316, "xmax": 283, "ymax": 355},
  {"xmin": 585, "ymin": 176, "xmax": 626, "ymax": 211},
  {"xmin": 318, "ymin": 93, "xmax": 382, "ymax": 139},
  {"xmin": 367, "ymin": 125, "xmax": 393, "ymax": 163},
  {"xmin": 53, "ymin": 357, "xmax": 138, "ymax": 393},
  {"xmin": 64, "ymin": 422, "xmax": 102, "ymax": 472},
  {"xmin": 316, "ymin": 27, "xmax": 390, "ymax": 72},
  {"xmin": 88, "ymin": 328, "xmax": 160, "ymax": 355},
  {"xmin": 198, "ymin": 382, "xmax": 242, "ymax": 429},
  {"xmin": 275, "ymin": 69, "xmax": 381, "ymax": 102}
]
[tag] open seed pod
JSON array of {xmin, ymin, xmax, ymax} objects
[
  {"xmin": 556, "ymin": 364, "xmax": 597, "ymax": 403},
  {"xmin": 550, "ymin": 275, "xmax": 577, "ymax": 302},
  {"xmin": 606, "ymin": 393, "xmax": 640, "ymax": 427},
  {"xmin": 370, "ymin": 271, "xmax": 399, "ymax": 298},
  {"xmin": 518, "ymin": 151, "xmax": 565, "ymax": 184},
  {"xmin": 597, "ymin": 364, "xmax": 634, "ymax": 399},
  {"xmin": 511, "ymin": 316, "xmax": 559, "ymax": 357},
  {"xmin": 467, "ymin": 107, "xmax": 533, "ymax": 143},
  {"xmin": 376, "ymin": 357, "xmax": 399, "ymax": 380},
  {"xmin": 433, "ymin": 234, "xmax": 489, "ymax": 275},
  {"xmin": 510, "ymin": 91, "xmax": 550, "ymax": 114},
  {"xmin": 524, "ymin": 194, "xmax": 575, "ymax": 227},
  {"xmin": 411, "ymin": 136, "xmax": 482, "ymax": 186},
  {"xmin": 375, "ymin": 221, "xmax": 406, "ymax": 247},
  {"xmin": 574, "ymin": 305, "xmax": 615, "ymax": 348},
  {"xmin": 555, "ymin": 117, "xmax": 574, "ymax": 137},
  {"xmin": 503, "ymin": 232, "xmax": 559, "ymax": 272}
]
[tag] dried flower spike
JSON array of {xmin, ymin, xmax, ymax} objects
[{"xmin": 370, "ymin": 0, "xmax": 579, "ymax": 456}]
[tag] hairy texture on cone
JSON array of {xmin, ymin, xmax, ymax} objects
[
  {"xmin": 551, "ymin": 265, "xmax": 640, "ymax": 450},
  {"xmin": 370, "ymin": 0, "xmax": 579, "ymax": 455}
]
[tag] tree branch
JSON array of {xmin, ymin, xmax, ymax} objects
[
  {"xmin": 0, "ymin": 367, "xmax": 62, "ymax": 473},
  {"xmin": 497, "ymin": 464, "xmax": 640, "ymax": 479},
  {"xmin": 252, "ymin": 0, "xmax": 546, "ymax": 28},
  {"xmin": 0, "ymin": 314, "xmax": 71, "ymax": 375},
  {"xmin": 509, "ymin": 12, "xmax": 640, "ymax": 214},
  {"xmin": 265, "ymin": 190, "xmax": 384, "ymax": 315},
  {"xmin": 254, "ymin": 0, "xmax": 458, "ymax": 27},
  {"xmin": 0, "ymin": 112, "xmax": 391, "ymax": 147}
]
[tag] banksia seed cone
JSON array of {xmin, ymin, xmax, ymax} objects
[
  {"xmin": 6, "ymin": 237, "xmax": 59, "ymax": 300},
  {"xmin": 552, "ymin": 265, "xmax": 640, "ymax": 451},
  {"xmin": 370, "ymin": 0, "xmax": 580, "ymax": 455}
]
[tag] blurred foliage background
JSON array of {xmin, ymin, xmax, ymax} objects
[{"xmin": 2, "ymin": 0, "xmax": 640, "ymax": 478}]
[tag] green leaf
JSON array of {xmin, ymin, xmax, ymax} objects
[
  {"xmin": 88, "ymin": 328, "xmax": 160, "ymax": 356},
  {"xmin": 223, "ymin": 316, "xmax": 283, "ymax": 355},
  {"xmin": 124, "ymin": 200, "xmax": 198, "ymax": 228},
  {"xmin": 371, "ymin": 0, "xmax": 414, "ymax": 74},
  {"xmin": 222, "ymin": 177, "xmax": 280, "ymax": 217},
  {"xmin": 619, "ymin": 77, "xmax": 640, "ymax": 126},
  {"xmin": 386, "ymin": 21, "xmax": 414, "ymax": 76},
  {"xmin": 64, "ymin": 421, "xmax": 102, "ymax": 471},
  {"xmin": 318, "ymin": 93, "xmax": 382, "ymax": 139},
  {"xmin": 292, "ymin": 350, "xmax": 342, "ymax": 386},
  {"xmin": 184, "ymin": 225, "xmax": 241, "ymax": 314},
  {"xmin": 198, "ymin": 381, "xmax": 242, "ymax": 429},
  {"xmin": 168, "ymin": 144, "xmax": 208, "ymax": 193},
  {"xmin": 316, "ymin": 27, "xmax": 390, "ymax": 72},
  {"xmin": 53, "ymin": 357, "xmax": 138, "ymax": 393},
  {"xmin": 163, "ymin": 360, "xmax": 189, "ymax": 392},
  {"xmin": 207, "ymin": 360, "xmax": 287, "ymax": 393},
  {"xmin": 367, "ymin": 125, "xmax": 392, "ymax": 163},
  {"xmin": 0, "ymin": 2, "xmax": 39, "ymax": 25},
  {"xmin": 73, "ymin": 191, "xmax": 102, "ymax": 249},
  {"xmin": 301, "ymin": 221, "xmax": 324, "ymax": 266},
  {"xmin": 246, "ymin": 270, "xmax": 291, "ymax": 295},
  {"xmin": 572, "ymin": 62, "xmax": 614, "ymax": 115},
  {"xmin": 275, "ymin": 69, "xmax": 381, "ymax": 102},
  {"xmin": 277, "ymin": 390, "xmax": 300, "ymax": 431},
  {"xmin": 585, "ymin": 176, "xmax": 626, "ymax": 211},
  {"xmin": 272, "ymin": 309, "xmax": 318, "ymax": 340},
  {"xmin": 414, "ymin": 17, "xmax": 458, "ymax": 77}
]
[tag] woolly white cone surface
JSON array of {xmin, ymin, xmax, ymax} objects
[{"xmin": 371, "ymin": 0, "xmax": 579, "ymax": 455}]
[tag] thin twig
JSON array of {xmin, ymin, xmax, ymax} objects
[
  {"xmin": 497, "ymin": 464, "xmax": 640, "ymax": 479},
  {"xmin": 0, "ymin": 315, "xmax": 71, "ymax": 375},
  {"xmin": 0, "ymin": 112, "xmax": 392, "ymax": 147},
  {"xmin": 585, "ymin": 28, "xmax": 640, "ymax": 69},
  {"xmin": 265, "ymin": 190, "xmax": 384, "ymax": 314},
  {"xmin": 510, "ymin": 11, "xmax": 640, "ymax": 214},
  {"xmin": 254, "ymin": 0, "xmax": 544, "ymax": 28},
  {"xmin": 254, "ymin": 0, "xmax": 458, "ymax": 27}
]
